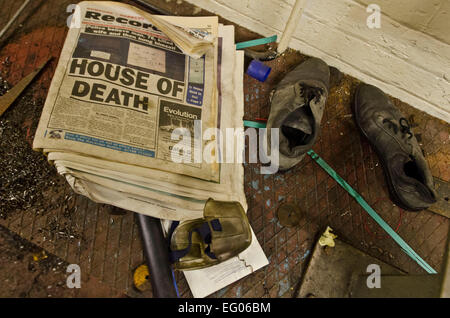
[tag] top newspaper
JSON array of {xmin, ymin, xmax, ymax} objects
[{"xmin": 33, "ymin": 1, "xmax": 221, "ymax": 182}]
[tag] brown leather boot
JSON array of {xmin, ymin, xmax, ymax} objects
[{"xmin": 170, "ymin": 199, "xmax": 252, "ymax": 270}]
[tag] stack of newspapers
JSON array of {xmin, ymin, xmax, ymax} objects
[{"xmin": 33, "ymin": 1, "xmax": 267, "ymax": 297}]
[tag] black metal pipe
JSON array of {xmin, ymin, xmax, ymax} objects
[{"xmin": 136, "ymin": 213, "xmax": 178, "ymax": 298}]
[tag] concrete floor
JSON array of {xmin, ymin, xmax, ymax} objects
[{"xmin": 0, "ymin": 0, "xmax": 448, "ymax": 298}]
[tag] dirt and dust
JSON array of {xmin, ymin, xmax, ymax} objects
[
  {"xmin": 0, "ymin": 224, "xmax": 72, "ymax": 297},
  {"xmin": 0, "ymin": 79, "xmax": 84, "ymax": 297},
  {"xmin": 0, "ymin": 75, "xmax": 10, "ymax": 95},
  {"xmin": 0, "ymin": 87, "xmax": 71, "ymax": 220},
  {"xmin": 0, "ymin": 61, "xmax": 82, "ymax": 234}
]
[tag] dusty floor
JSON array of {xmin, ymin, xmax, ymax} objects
[
  {"xmin": 0, "ymin": 223, "xmax": 70, "ymax": 298},
  {"xmin": 0, "ymin": 0, "xmax": 448, "ymax": 298}
]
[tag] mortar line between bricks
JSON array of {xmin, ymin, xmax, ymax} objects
[
  {"xmin": 338, "ymin": 190, "xmax": 353, "ymax": 232},
  {"xmin": 40, "ymin": 201, "xmax": 52, "ymax": 252},
  {"xmin": 2, "ymin": 19, "xmax": 26, "ymax": 85},
  {"xmin": 26, "ymin": 111, "xmax": 59, "ymax": 244},
  {"xmin": 125, "ymin": 214, "xmax": 136, "ymax": 293},
  {"xmin": 63, "ymin": 193, "xmax": 77, "ymax": 263},
  {"xmin": 323, "ymin": 162, "xmax": 333, "ymax": 226},
  {"xmin": 396, "ymin": 209, "xmax": 415, "ymax": 228},
  {"xmin": 28, "ymin": 12, "xmax": 47, "ymax": 72},
  {"xmin": 311, "ymin": 160, "xmax": 321, "ymax": 226},
  {"xmin": 50, "ymin": 186, "xmax": 64, "ymax": 256},
  {"xmin": 411, "ymin": 212, "xmax": 435, "ymax": 243},
  {"xmin": 28, "ymin": 193, "xmax": 40, "ymax": 247},
  {"xmin": 52, "ymin": 185, "xmax": 67, "ymax": 256},
  {"xmin": 399, "ymin": 210, "xmax": 426, "ymax": 240},
  {"xmin": 349, "ymin": 144, "xmax": 359, "ymax": 239},
  {"xmin": 360, "ymin": 136, "xmax": 373, "ymax": 245},
  {"xmin": 77, "ymin": 197, "xmax": 89, "ymax": 277},
  {"xmin": 100, "ymin": 211, "xmax": 112, "ymax": 282},
  {"xmin": 283, "ymin": 181, "xmax": 301, "ymax": 211},
  {"xmin": 259, "ymin": 166, "xmax": 269, "ymax": 262},
  {"xmin": 31, "ymin": 4, "xmax": 55, "ymax": 82},
  {"xmin": 89, "ymin": 204, "xmax": 103, "ymax": 280},
  {"xmin": 395, "ymin": 216, "xmax": 444, "ymax": 273},
  {"xmin": 113, "ymin": 213, "xmax": 124, "ymax": 288},
  {"xmin": 427, "ymin": 225, "xmax": 449, "ymax": 253},
  {"xmin": 16, "ymin": 195, "xmax": 29, "ymax": 238},
  {"xmin": 413, "ymin": 217, "xmax": 448, "ymax": 257},
  {"xmin": 87, "ymin": 203, "xmax": 100, "ymax": 278},
  {"xmin": 17, "ymin": 15, "xmax": 38, "ymax": 82},
  {"xmin": 426, "ymin": 228, "xmax": 449, "ymax": 269}
]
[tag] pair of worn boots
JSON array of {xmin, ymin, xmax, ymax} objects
[{"xmin": 267, "ymin": 57, "xmax": 437, "ymax": 211}]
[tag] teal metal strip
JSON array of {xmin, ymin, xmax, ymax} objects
[
  {"xmin": 236, "ymin": 35, "xmax": 277, "ymax": 50},
  {"xmin": 243, "ymin": 120, "xmax": 267, "ymax": 129},
  {"xmin": 307, "ymin": 150, "xmax": 437, "ymax": 274}
]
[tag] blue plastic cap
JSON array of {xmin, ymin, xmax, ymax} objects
[{"xmin": 246, "ymin": 59, "xmax": 271, "ymax": 82}]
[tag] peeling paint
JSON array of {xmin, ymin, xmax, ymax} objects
[
  {"xmin": 216, "ymin": 286, "xmax": 228, "ymax": 297},
  {"xmin": 278, "ymin": 277, "xmax": 290, "ymax": 297},
  {"xmin": 275, "ymin": 175, "xmax": 284, "ymax": 182},
  {"xmin": 236, "ymin": 286, "xmax": 242, "ymax": 297},
  {"xmin": 299, "ymin": 249, "xmax": 311, "ymax": 262},
  {"xmin": 284, "ymin": 259, "xmax": 289, "ymax": 269}
]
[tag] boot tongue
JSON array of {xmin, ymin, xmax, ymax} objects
[
  {"xmin": 283, "ymin": 107, "xmax": 313, "ymax": 135},
  {"xmin": 280, "ymin": 83, "xmax": 322, "ymax": 150},
  {"xmin": 283, "ymin": 83, "xmax": 323, "ymax": 135},
  {"xmin": 281, "ymin": 106, "xmax": 314, "ymax": 150}
]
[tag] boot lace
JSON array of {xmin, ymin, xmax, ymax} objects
[{"xmin": 382, "ymin": 117, "xmax": 413, "ymax": 139}]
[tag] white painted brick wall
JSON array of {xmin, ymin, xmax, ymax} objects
[{"xmin": 184, "ymin": 0, "xmax": 450, "ymax": 122}]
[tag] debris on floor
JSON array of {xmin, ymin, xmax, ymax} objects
[
  {"xmin": 0, "ymin": 224, "xmax": 70, "ymax": 298},
  {"xmin": 297, "ymin": 235, "xmax": 404, "ymax": 298},
  {"xmin": 318, "ymin": 227, "xmax": 337, "ymax": 248},
  {"xmin": 0, "ymin": 91, "xmax": 66, "ymax": 220},
  {"xmin": 0, "ymin": 76, "xmax": 9, "ymax": 96}
]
